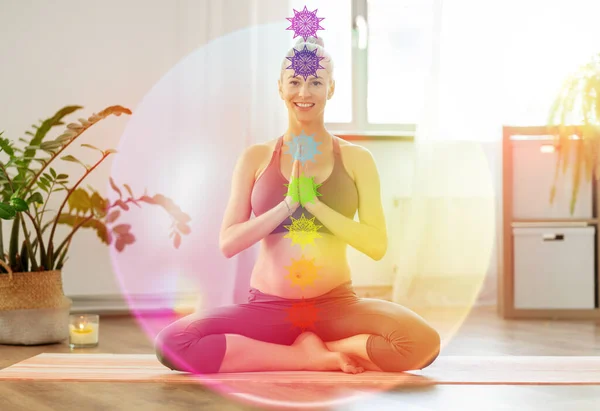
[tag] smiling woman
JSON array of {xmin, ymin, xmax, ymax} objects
[
  {"xmin": 154, "ymin": 31, "xmax": 440, "ymax": 385},
  {"xmin": 278, "ymin": 36, "xmax": 335, "ymax": 120}
]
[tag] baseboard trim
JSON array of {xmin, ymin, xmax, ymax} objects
[
  {"xmin": 67, "ymin": 287, "xmax": 397, "ymax": 315},
  {"xmin": 67, "ymin": 283, "xmax": 493, "ymax": 315},
  {"xmin": 68, "ymin": 293, "xmax": 198, "ymax": 315}
]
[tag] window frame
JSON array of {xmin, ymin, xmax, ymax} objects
[{"xmin": 327, "ymin": 0, "xmax": 442, "ymax": 139}]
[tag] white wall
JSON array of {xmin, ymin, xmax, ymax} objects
[{"xmin": 0, "ymin": 0, "xmax": 501, "ymax": 311}]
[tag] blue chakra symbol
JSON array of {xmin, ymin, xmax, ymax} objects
[
  {"xmin": 286, "ymin": 6, "xmax": 325, "ymax": 41},
  {"xmin": 285, "ymin": 130, "xmax": 322, "ymax": 165},
  {"xmin": 286, "ymin": 46, "xmax": 326, "ymax": 81}
]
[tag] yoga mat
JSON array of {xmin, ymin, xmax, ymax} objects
[{"xmin": 1, "ymin": 354, "xmax": 599, "ymax": 385}]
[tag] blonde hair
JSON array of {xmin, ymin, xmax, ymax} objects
[{"xmin": 280, "ymin": 36, "xmax": 334, "ymax": 82}]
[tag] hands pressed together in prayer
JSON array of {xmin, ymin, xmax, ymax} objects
[{"xmin": 284, "ymin": 145, "xmax": 321, "ymax": 213}]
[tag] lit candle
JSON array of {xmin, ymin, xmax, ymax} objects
[{"xmin": 69, "ymin": 314, "xmax": 99, "ymax": 348}]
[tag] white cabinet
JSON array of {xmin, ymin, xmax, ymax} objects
[
  {"xmin": 513, "ymin": 226, "xmax": 595, "ymax": 309},
  {"xmin": 502, "ymin": 127, "xmax": 600, "ymax": 319},
  {"xmin": 512, "ymin": 139, "xmax": 593, "ymax": 219}
]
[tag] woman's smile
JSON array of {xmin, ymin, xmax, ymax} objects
[{"xmin": 294, "ymin": 102, "xmax": 315, "ymax": 111}]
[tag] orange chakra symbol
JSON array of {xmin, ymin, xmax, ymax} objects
[{"xmin": 284, "ymin": 255, "xmax": 320, "ymax": 290}]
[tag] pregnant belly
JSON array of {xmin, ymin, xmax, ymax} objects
[{"xmin": 250, "ymin": 233, "xmax": 352, "ymax": 299}]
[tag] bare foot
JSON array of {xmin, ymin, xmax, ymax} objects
[
  {"xmin": 346, "ymin": 354, "xmax": 384, "ymax": 372},
  {"xmin": 292, "ymin": 332, "xmax": 365, "ymax": 374},
  {"xmin": 325, "ymin": 339, "xmax": 383, "ymax": 372}
]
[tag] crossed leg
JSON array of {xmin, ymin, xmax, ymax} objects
[
  {"xmin": 155, "ymin": 301, "xmax": 366, "ymax": 374},
  {"xmin": 154, "ymin": 294, "xmax": 440, "ymax": 374},
  {"xmin": 312, "ymin": 296, "xmax": 441, "ymax": 372}
]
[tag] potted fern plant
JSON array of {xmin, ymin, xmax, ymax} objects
[
  {"xmin": 0, "ymin": 105, "xmax": 191, "ymax": 345},
  {"xmin": 547, "ymin": 52, "xmax": 600, "ymax": 215}
]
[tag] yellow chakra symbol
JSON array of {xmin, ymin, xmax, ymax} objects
[
  {"xmin": 285, "ymin": 255, "xmax": 321, "ymax": 289},
  {"xmin": 283, "ymin": 213, "xmax": 322, "ymax": 249}
]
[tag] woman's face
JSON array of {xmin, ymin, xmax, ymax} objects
[{"xmin": 278, "ymin": 68, "xmax": 335, "ymax": 122}]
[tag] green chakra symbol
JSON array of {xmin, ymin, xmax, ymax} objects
[
  {"xmin": 298, "ymin": 173, "xmax": 322, "ymax": 205},
  {"xmin": 284, "ymin": 173, "xmax": 322, "ymax": 206}
]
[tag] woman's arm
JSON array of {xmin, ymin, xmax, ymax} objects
[
  {"xmin": 219, "ymin": 145, "xmax": 298, "ymax": 259},
  {"xmin": 304, "ymin": 146, "xmax": 388, "ymax": 260}
]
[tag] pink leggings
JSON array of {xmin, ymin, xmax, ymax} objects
[{"xmin": 154, "ymin": 281, "xmax": 440, "ymax": 374}]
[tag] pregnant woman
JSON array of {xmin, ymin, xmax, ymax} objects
[{"xmin": 155, "ymin": 36, "xmax": 441, "ymax": 374}]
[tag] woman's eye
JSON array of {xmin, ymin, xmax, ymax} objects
[{"xmin": 289, "ymin": 80, "xmax": 322, "ymax": 86}]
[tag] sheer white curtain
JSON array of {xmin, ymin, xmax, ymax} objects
[
  {"xmin": 112, "ymin": 0, "xmax": 291, "ymax": 310},
  {"xmin": 393, "ymin": 0, "xmax": 504, "ymax": 308}
]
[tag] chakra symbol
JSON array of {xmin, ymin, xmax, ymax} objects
[
  {"xmin": 286, "ymin": 45, "xmax": 326, "ymax": 81},
  {"xmin": 283, "ymin": 213, "xmax": 322, "ymax": 250},
  {"xmin": 285, "ymin": 255, "xmax": 321, "ymax": 290},
  {"xmin": 284, "ymin": 177, "xmax": 301, "ymax": 205},
  {"xmin": 298, "ymin": 173, "xmax": 322, "ymax": 205},
  {"xmin": 285, "ymin": 130, "xmax": 322, "ymax": 165},
  {"xmin": 284, "ymin": 174, "xmax": 322, "ymax": 206},
  {"xmin": 286, "ymin": 6, "xmax": 325, "ymax": 41},
  {"xmin": 285, "ymin": 298, "xmax": 319, "ymax": 331}
]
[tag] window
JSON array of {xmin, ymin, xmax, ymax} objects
[
  {"xmin": 501, "ymin": 0, "xmax": 600, "ymax": 126},
  {"xmin": 290, "ymin": 0, "xmax": 438, "ymax": 135},
  {"xmin": 367, "ymin": 0, "xmax": 435, "ymax": 126}
]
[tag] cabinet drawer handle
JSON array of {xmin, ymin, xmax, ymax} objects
[{"xmin": 542, "ymin": 233, "xmax": 564, "ymax": 241}]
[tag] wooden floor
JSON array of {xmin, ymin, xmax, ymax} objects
[{"xmin": 1, "ymin": 305, "xmax": 599, "ymax": 411}]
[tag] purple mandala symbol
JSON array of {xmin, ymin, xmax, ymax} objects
[
  {"xmin": 285, "ymin": 46, "xmax": 326, "ymax": 81},
  {"xmin": 286, "ymin": 6, "xmax": 325, "ymax": 41}
]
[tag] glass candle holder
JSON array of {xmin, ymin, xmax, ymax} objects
[{"xmin": 69, "ymin": 314, "xmax": 100, "ymax": 348}]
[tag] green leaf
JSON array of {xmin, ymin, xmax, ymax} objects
[
  {"xmin": 67, "ymin": 188, "xmax": 91, "ymax": 213},
  {"xmin": 27, "ymin": 192, "xmax": 44, "ymax": 205},
  {"xmin": 57, "ymin": 213, "xmax": 110, "ymax": 245},
  {"xmin": 66, "ymin": 122, "xmax": 84, "ymax": 131},
  {"xmin": 10, "ymin": 198, "xmax": 28, "ymax": 212},
  {"xmin": 56, "ymin": 173, "xmax": 68, "ymax": 180},
  {"xmin": 91, "ymin": 191, "xmax": 108, "ymax": 216},
  {"xmin": 81, "ymin": 143, "xmax": 104, "ymax": 155},
  {"xmin": 0, "ymin": 138, "xmax": 15, "ymax": 157},
  {"xmin": 56, "ymin": 133, "xmax": 75, "ymax": 142},
  {"xmin": 0, "ymin": 203, "xmax": 16, "ymax": 220},
  {"xmin": 29, "ymin": 106, "xmax": 82, "ymax": 148},
  {"xmin": 37, "ymin": 181, "xmax": 49, "ymax": 192},
  {"xmin": 61, "ymin": 155, "xmax": 78, "ymax": 162},
  {"xmin": 40, "ymin": 140, "xmax": 63, "ymax": 150},
  {"xmin": 61, "ymin": 155, "xmax": 88, "ymax": 170}
]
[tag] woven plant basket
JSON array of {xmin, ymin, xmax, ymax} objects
[{"xmin": 0, "ymin": 260, "xmax": 72, "ymax": 345}]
